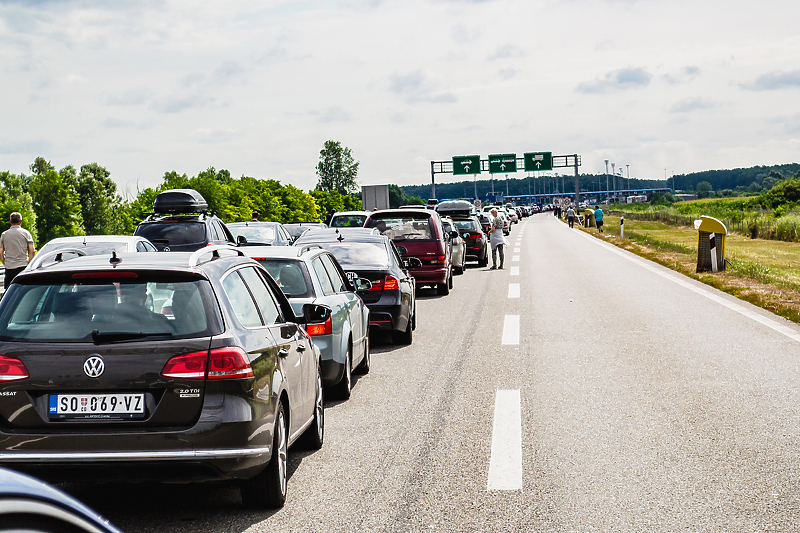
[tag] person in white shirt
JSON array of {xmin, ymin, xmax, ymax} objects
[
  {"xmin": 0, "ymin": 212, "xmax": 35, "ymax": 288},
  {"xmin": 488, "ymin": 208, "xmax": 506, "ymax": 269}
]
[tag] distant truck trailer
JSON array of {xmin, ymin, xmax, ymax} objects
[
  {"xmin": 627, "ymin": 195, "xmax": 647, "ymax": 203},
  {"xmin": 362, "ymin": 184, "xmax": 390, "ymax": 211}
]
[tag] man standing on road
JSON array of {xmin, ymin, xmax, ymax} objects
[
  {"xmin": 566, "ymin": 205, "xmax": 576, "ymax": 228},
  {"xmin": 0, "ymin": 212, "xmax": 35, "ymax": 289},
  {"xmin": 594, "ymin": 206, "xmax": 604, "ymax": 232},
  {"xmin": 488, "ymin": 208, "xmax": 507, "ymax": 270}
]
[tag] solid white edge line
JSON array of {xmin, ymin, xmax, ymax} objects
[
  {"xmin": 577, "ymin": 230, "xmax": 800, "ymax": 344},
  {"xmin": 487, "ymin": 389, "xmax": 523, "ymax": 491}
]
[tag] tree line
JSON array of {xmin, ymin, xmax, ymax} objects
[{"xmin": 1, "ymin": 152, "xmax": 361, "ymax": 247}]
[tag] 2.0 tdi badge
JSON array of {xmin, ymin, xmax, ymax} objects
[{"xmin": 83, "ymin": 356, "xmax": 105, "ymax": 378}]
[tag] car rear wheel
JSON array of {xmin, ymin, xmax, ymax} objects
[
  {"xmin": 331, "ymin": 347, "xmax": 352, "ymax": 400},
  {"xmin": 356, "ymin": 335, "xmax": 370, "ymax": 374},
  {"xmin": 448, "ymin": 270, "xmax": 454, "ymax": 289},
  {"xmin": 437, "ymin": 280, "xmax": 449, "ymax": 295},
  {"xmin": 301, "ymin": 371, "xmax": 324, "ymax": 449},
  {"xmin": 393, "ymin": 315, "xmax": 413, "ymax": 345},
  {"xmin": 241, "ymin": 402, "xmax": 287, "ymax": 509}
]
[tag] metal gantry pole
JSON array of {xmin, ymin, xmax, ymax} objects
[
  {"xmin": 604, "ymin": 159, "xmax": 609, "ymax": 202},
  {"xmin": 430, "ymin": 162, "xmax": 436, "ymax": 200},
  {"xmin": 573, "ymin": 155, "xmax": 580, "ymax": 207}
]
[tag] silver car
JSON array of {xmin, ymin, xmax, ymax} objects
[
  {"xmin": 243, "ymin": 246, "xmax": 371, "ymax": 400},
  {"xmin": 441, "ymin": 217, "xmax": 466, "ymax": 275}
]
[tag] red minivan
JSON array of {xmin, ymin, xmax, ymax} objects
[{"xmin": 365, "ymin": 209, "xmax": 454, "ymax": 295}]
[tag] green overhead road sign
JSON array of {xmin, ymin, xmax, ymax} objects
[
  {"xmin": 524, "ymin": 152, "xmax": 553, "ymax": 172},
  {"xmin": 452, "ymin": 155, "xmax": 481, "ymax": 175},
  {"xmin": 488, "ymin": 153, "xmax": 517, "ymax": 174}
]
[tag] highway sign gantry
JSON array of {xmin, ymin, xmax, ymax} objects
[
  {"xmin": 489, "ymin": 153, "xmax": 517, "ymax": 174},
  {"xmin": 452, "ymin": 155, "xmax": 481, "ymax": 175},
  {"xmin": 524, "ymin": 152, "xmax": 553, "ymax": 172}
]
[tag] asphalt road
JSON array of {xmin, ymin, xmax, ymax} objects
[{"xmin": 63, "ymin": 214, "xmax": 800, "ymax": 532}]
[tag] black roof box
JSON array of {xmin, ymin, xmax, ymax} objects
[{"xmin": 153, "ymin": 189, "xmax": 208, "ymax": 214}]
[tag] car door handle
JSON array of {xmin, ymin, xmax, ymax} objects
[
  {"xmin": 278, "ymin": 348, "xmax": 290, "ymax": 358},
  {"xmin": 297, "ymin": 342, "xmax": 306, "ymax": 352}
]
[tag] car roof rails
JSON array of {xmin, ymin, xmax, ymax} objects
[
  {"xmin": 298, "ymin": 244, "xmax": 324, "ymax": 254},
  {"xmin": 188, "ymin": 245, "xmax": 246, "ymax": 267},
  {"xmin": 27, "ymin": 248, "xmax": 88, "ymax": 271}
]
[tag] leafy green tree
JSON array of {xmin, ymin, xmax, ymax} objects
[
  {"xmin": 309, "ymin": 190, "xmax": 360, "ymax": 222},
  {"xmin": 0, "ymin": 171, "xmax": 37, "ymax": 244},
  {"xmin": 75, "ymin": 162, "xmax": 127, "ymax": 235},
  {"xmin": 315, "ymin": 140, "xmax": 359, "ymax": 194},
  {"xmin": 29, "ymin": 167, "xmax": 84, "ymax": 243},
  {"xmin": 29, "ymin": 157, "xmax": 54, "ymax": 176},
  {"xmin": 758, "ymin": 177, "xmax": 800, "ymax": 209}
]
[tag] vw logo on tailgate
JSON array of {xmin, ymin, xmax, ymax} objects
[{"xmin": 83, "ymin": 356, "xmax": 105, "ymax": 378}]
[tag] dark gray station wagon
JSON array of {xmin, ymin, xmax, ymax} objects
[{"xmin": 0, "ymin": 246, "xmax": 328, "ymax": 508}]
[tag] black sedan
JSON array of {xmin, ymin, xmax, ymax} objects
[{"xmin": 294, "ymin": 230, "xmax": 418, "ymax": 344}]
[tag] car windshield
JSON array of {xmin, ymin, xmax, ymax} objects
[
  {"xmin": 254, "ymin": 259, "xmax": 313, "ymax": 298},
  {"xmin": 231, "ymin": 226, "xmax": 276, "ymax": 244},
  {"xmin": 454, "ymin": 219, "xmax": 479, "ymax": 231},
  {"xmin": 38, "ymin": 242, "xmax": 131, "ymax": 257},
  {"xmin": 330, "ymin": 215, "xmax": 367, "ymax": 228},
  {"xmin": 136, "ymin": 222, "xmax": 206, "ymax": 246},
  {"xmin": 312, "ymin": 242, "xmax": 390, "ymax": 268},
  {"xmin": 0, "ymin": 279, "xmax": 221, "ymax": 342},
  {"xmin": 366, "ymin": 215, "xmax": 434, "ymax": 241}
]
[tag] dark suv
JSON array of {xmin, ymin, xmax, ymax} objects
[
  {"xmin": 0, "ymin": 246, "xmax": 329, "ymax": 509},
  {"xmin": 134, "ymin": 189, "xmax": 236, "ymax": 251}
]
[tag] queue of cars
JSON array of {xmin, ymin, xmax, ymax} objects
[{"xmin": 0, "ymin": 188, "xmax": 513, "ymax": 515}]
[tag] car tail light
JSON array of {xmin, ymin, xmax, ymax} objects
[
  {"xmin": 383, "ymin": 275, "xmax": 400, "ymax": 291},
  {"xmin": 207, "ymin": 347, "xmax": 254, "ymax": 379},
  {"xmin": 468, "ymin": 233, "xmax": 482, "ymax": 240},
  {"xmin": 436, "ymin": 256, "xmax": 446, "ymax": 265},
  {"xmin": 368, "ymin": 278, "xmax": 384, "ymax": 291},
  {"xmin": 0, "ymin": 355, "xmax": 29, "ymax": 381},
  {"xmin": 161, "ymin": 351, "xmax": 207, "ymax": 379},
  {"xmin": 306, "ymin": 317, "xmax": 332, "ymax": 336},
  {"xmin": 72, "ymin": 272, "xmax": 138, "ymax": 279}
]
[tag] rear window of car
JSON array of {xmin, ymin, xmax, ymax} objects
[
  {"xmin": 230, "ymin": 226, "xmax": 276, "ymax": 244},
  {"xmin": 256, "ymin": 259, "xmax": 313, "ymax": 298},
  {"xmin": 330, "ymin": 214, "xmax": 367, "ymax": 228},
  {"xmin": 0, "ymin": 278, "xmax": 222, "ymax": 342},
  {"xmin": 454, "ymin": 219, "xmax": 479, "ymax": 231},
  {"xmin": 135, "ymin": 221, "xmax": 207, "ymax": 246},
  {"xmin": 366, "ymin": 214, "xmax": 435, "ymax": 241},
  {"xmin": 312, "ymin": 242, "xmax": 390, "ymax": 269}
]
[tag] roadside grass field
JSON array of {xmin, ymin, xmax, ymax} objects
[{"xmin": 576, "ymin": 214, "xmax": 800, "ymax": 323}]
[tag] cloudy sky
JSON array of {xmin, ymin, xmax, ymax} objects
[{"xmin": 2, "ymin": 0, "xmax": 799, "ymax": 197}]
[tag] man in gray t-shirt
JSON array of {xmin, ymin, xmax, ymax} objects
[{"xmin": 0, "ymin": 212, "xmax": 35, "ymax": 289}]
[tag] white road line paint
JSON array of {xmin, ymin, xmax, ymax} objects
[
  {"xmin": 514, "ymin": 247, "xmax": 520, "ymax": 253},
  {"xmin": 512, "ymin": 255, "xmax": 520, "ymax": 262},
  {"xmin": 487, "ymin": 389, "xmax": 523, "ymax": 491},
  {"xmin": 579, "ymin": 232, "xmax": 800, "ymax": 344},
  {"xmin": 502, "ymin": 315, "xmax": 519, "ymax": 345},
  {"xmin": 508, "ymin": 283, "xmax": 520, "ymax": 298},
  {"xmin": 510, "ymin": 266, "xmax": 519, "ymax": 276}
]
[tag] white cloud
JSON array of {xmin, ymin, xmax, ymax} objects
[{"xmin": 576, "ymin": 67, "xmax": 653, "ymax": 94}]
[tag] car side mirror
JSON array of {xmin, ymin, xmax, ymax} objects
[
  {"xmin": 302, "ymin": 303, "xmax": 331, "ymax": 324},
  {"xmin": 404, "ymin": 257, "xmax": 422, "ymax": 269},
  {"xmin": 353, "ymin": 278, "xmax": 373, "ymax": 292},
  {"xmin": 395, "ymin": 245, "xmax": 408, "ymax": 255},
  {"xmin": 449, "ymin": 230, "xmax": 459, "ymax": 239},
  {"xmin": 237, "ymin": 235, "xmax": 247, "ymax": 245}
]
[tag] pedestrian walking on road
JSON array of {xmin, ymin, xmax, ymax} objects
[
  {"xmin": 594, "ymin": 206, "xmax": 604, "ymax": 232},
  {"xmin": 0, "ymin": 212, "xmax": 35, "ymax": 289},
  {"xmin": 566, "ymin": 206, "xmax": 575, "ymax": 228},
  {"xmin": 488, "ymin": 208, "xmax": 508, "ymax": 269}
]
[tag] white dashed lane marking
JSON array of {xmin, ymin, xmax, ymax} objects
[
  {"xmin": 502, "ymin": 315, "xmax": 519, "ymax": 345},
  {"xmin": 510, "ymin": 267, "xmax": 519, "ymax": 276},
  {"xmin": 487, "ymin": 389, "xmax": 523, "ymax": 491},
  {"xmin": 512, "ymin": 255, "xmax": 519, "ymax": 262},
  {"xmin": 508, "ymin": 283, "xmax": 520, "ymax": 298}
]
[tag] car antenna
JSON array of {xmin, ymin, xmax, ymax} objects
[
  {"xmin": 109, "ymin": 250, "xmax": 122, "ymax": 266},
  {"xmin": 337, "ymin": 233, "xmax": 345, "ymax": 242}
]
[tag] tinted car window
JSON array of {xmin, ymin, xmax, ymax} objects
[
  {"xmin": 257, "ymin": 260, "xmax": 313, "ymax": 298},
  {"xmin": 316, "ymin": 242, "xmax": 390, "ymax": 269},
  {"xmin": 222, "ymin": 271, "xmax": 263, "ymax": 328},
  {"xmin": 239, "ymin": 267, "xmax": 281, "ymax": 325},
  {"xmin": 454, "ymin": 219, "xmax": 479, "ymax": 231},
  {"xmin": 136, "ymin": 222, "xmax": 207, "ymax": 246},
  {"xmin": 319, "ymin": 254, "xmax": 347, "ymax": 293},
  {"xmin": 330, "ymin": 214, "xmax": 367, "ymax": 228},
  {"xmin": 311, "ymin": 258, "xmax": 335, "ymax": 296},
  {"xmin": 0, "ymin": 280, "xmax": 219, "ymax": 342},
  {"xmin": 366, "ymin": 214, "xmax": 434, "ymax": 241},
  {"xmin": 38, "ymin": 242, "xmax": 130, "ymax": 256},
  {"xmin": 233, "ymin": 226, "xmax": 275, "ymax": 244}
]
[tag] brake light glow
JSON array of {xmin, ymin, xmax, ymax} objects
[
  {"xmin": 207, "ymin": 347, "xmax": 254, "ymax": 379},
  {"xmin": 367, "ymin": 278, "xmax": 383, "ymax": 291},
  {"xmin": 306, "ymin": 317, "xmax": 332, "ymax": 336},
  {"xmin": 161, "ymin": 351, "xmax": 207, "ymax": 379},
  {"xmin": 0, "ymin": 355, "xmax": 29, "ymax": 381},
  {"xmin": 436, "ymin": 256, "xmax": 446, "ymax": 265},
  {"xmin": 383, "ymin": 275, "xmax": 400, "ymax": 291}
]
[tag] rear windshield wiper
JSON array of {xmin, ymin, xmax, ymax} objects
[{"xmin": 92, "ymin": 330, "xmax": 173, "ymax": 344}]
